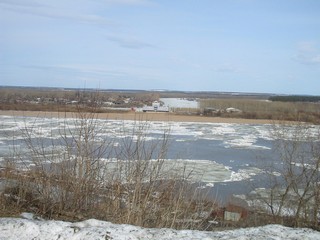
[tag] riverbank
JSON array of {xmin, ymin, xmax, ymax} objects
[{"xmin": 0, "ymin": 110, "xmax": 277, "ymax": 124}]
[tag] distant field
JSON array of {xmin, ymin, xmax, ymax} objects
[
  {"xmin": 0, "ymin": 87, "xmax": 319, "ymax": 124},
  {"xmin": 199, "ymin": 98, "xmax": 320, "ymax": 123}
]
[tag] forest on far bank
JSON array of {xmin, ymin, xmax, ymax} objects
[{"xmin": 269, "ymin": 95, "xmax": 320, "ymax": 102}]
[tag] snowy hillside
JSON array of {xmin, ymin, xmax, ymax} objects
[{"xmin": 0, "ymin": 213, "xmax": 319, "ymax": 240}]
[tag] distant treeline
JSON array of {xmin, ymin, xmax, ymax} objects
[{"xmin": 269, "ymin": 95, "xmax": 320, "ymax": 102}]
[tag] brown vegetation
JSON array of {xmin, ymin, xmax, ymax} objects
[
  {"xmin": 0, "ymin": 87, "xmax": 159, "ymax": 108},
  {"xmin": 1, "ymin": 87, "xmax": 319, "ymax": 123},
  {"xmin": 200, "ymin": 98, "xmax": 320, "ymax": 124}
]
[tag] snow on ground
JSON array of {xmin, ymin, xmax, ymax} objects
[{"xmin": 0, "ymin": 213, "xmax": 319, "ymax": 240}]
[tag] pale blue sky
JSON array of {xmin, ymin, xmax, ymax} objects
[{"xmin": 1, "ymin": 0, "xmax": 320, "ymax": 94}]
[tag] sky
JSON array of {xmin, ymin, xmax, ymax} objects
[{"xmin": 1, "ymin": 0, "xmax": 320, "ymax": 95}]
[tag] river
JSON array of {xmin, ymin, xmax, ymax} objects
[{"xmin": 0, "ymin": 115, "xmax": 318, "ymax": 203}]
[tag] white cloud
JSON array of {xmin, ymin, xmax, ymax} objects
[
  {"xmin": 23, "ymin": 64, "xmax": 162, "ymax": 85},
  {"xmin": 0, "ymin": 0, "xmax": 43, "ymax": 7},
  {"xmin": 106, "ymin": 34, "xmax": 155, "ymax": 49},
  {"xmin": 169, "ymin": 56, "xmax": 202, "ymax": 69},
  {"xmin": 0, "ymin": 0, "xmax": 116, "ymax": 27},
  {"xmin": 214, "ymin": 64, "xmax": 241, "ymax": 73},
  {"xmin": 293, "ymin": 54, "xmax": 320, "ymax": 65},
  {"xmin": 98, "ymin": 0, "xmax": 153, "ymax": 6},
  {"xmin": 24, "ymin": 64, "xmax": 128, "ymax": 77},
  {"xmin": 293, "ymin": 41, "xmax": 320, "ymax": 65}
]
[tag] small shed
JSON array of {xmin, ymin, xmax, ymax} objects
[
  {"xmin": 203, "ymin": 108, "xmax": 219, "ymax": 116},
  {"xmin": 211, "ymin": 204, "xmax": 248, "ymax": 222}
]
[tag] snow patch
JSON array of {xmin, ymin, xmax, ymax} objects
[{"xmin": 0, "ymin": 216, "xmax": 319, "ymax": 240}]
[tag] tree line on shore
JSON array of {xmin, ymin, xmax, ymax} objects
[{"xmin": 269, "ymin": 95, "xmax": 320, "ymax": 102}]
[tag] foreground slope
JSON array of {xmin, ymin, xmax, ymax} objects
[{"xmin": 0, "ymin": 214, "xmax": 319, "ymax": 240}]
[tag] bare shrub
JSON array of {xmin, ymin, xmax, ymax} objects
[
  {"xmin": 252, "ymin": 121, "xmax": 320, "ymax": 229},
  {"xmin": 1, "ymin": 106, "xmax": 216, "ymax": 229}
]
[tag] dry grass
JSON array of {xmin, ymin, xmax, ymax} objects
[{"xmin": 0, "ymin": 103, "xmax": 132, "ymax": 114}]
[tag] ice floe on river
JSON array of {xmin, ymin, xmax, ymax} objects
[{"xmin": 1, "ymin": 115, "xmax": 319, "ymax": 188}]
